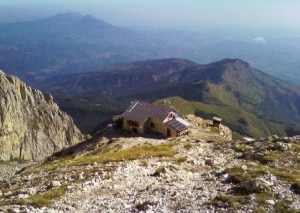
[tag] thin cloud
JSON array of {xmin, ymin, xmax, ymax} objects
[{"xmin": 253, "ymin": 36, "xmax": 266, "ymax": 44}]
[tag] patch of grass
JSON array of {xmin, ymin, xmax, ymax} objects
[
  {"xmin": 225, "ymin": 164, "xmax": 268, "ymax": 183},
  {"xmin": 30, "ymin": 196, "xmax": 52, "ymax": 207},
  {"xmin": 274, "ymin": 200, "xmax": 298, "ymax": 213},
  {"xmin": 0, "ymin": 200, "xmax": 9, "ymax": 206},
  {"xmin": 23, "ymin": 155, "xmax": 75, "ymax": 175},
  {"xmin": 261, "ymin": 152, "xmax": 283, "ymax": 164},
  {"xmin": 269, "ymin": 166, "xmax": 300, "ymax": 186},
  {"xmin": 2, "ymin": 185, "xmax": 22, "ymax": 197},
  {"xmin": 254, "ymin": 192, "xmax": 272, "ymax": 205},
  {"xmin": 211, "ymin": 194, "xmax": 246, "ymax": 211},
  {"xmin": 176, "ymin": 156, "xmax": 187, "ymax": 164},
  {"xmin": 189, "ymin": 166, "xmax": 210, "ymax": 173},
  {"xmin": 253, "ymin": 208, "xmax": 266, "ymax": 213},
  {"xmin": 28, "ymin": 186, "xmax": 67, "ymax": 208},
  {"xmin": 183, "ymin": 143, "xmax": 193, "ymax": 150},
  {"xmin": 293, "ymin": 144, "xmax": 300, "ymax": 152},
  {"xmin": 103, "ymin": 173, "xmax": 112, "ymax": 180},
  {"xmin": 152, "ymin": 166, "xmax": 166, "ymax": 176},
  {"xmin": 24, "ymin": 143, "xmax": 175, "ymax": 174},
  {"xmin": 72, "ymin": 143, "xmax": 175, "ymax": 166}
]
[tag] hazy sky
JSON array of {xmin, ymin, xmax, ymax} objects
[{"xmin": 1, "ymin": 0, "xmax": 300, "ymax": 30}]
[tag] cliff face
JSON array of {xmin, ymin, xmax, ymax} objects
[{"xmin": 0, "ymin": 70, "xmax": 83, "ymax": 161}]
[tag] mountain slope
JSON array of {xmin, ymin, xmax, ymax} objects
[
  {"xmin": 0, "ymin": 13, "xmax": 133, "ymax": 81},
  {"xmin": 0, "ymin": 70, "xmax": 83, "ymax": 161},
  {"xmin": 43, "ymin": 58, "xmax": 300, "ymax": 137}
]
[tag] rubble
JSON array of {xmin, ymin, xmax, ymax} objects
[{"xmin": 0, "ymin": 130, "xmax": 299, "ymax": 212}]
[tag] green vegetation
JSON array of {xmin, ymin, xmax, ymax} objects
[
  {"xmin": 153, "ymin": 166, "xmax": 166, "ymax": 176},
  {"xmin": 1, "ymin": 13, "xmax": 300, "ymax": 137},
  {"xmin": 189, "ymin": 166, "xmax": 209, "ymax": 173},
  {"xmin": 225, "ymin": 164, "xmax": 268, "ymax": 183},
  {"xmin": 274, "ymin": 201, "xmax": 299, "ymax": 213},
  {"xmin": 253, "ymin": 193, "xmax": 298, "ymax": 213},
  {"xmin": 211, "ymin": 194, "xmax": 246, "ymax": 211},
  {"xmin": 183, "ymin": 143, "xmax": 193, "ymax": 150},
  {"xmin": 261, "ymin": 152, "xmax": 284, "ymax": 164},
  {"xmin": 254, "ymin": 193, "xmax": 272, "ymax": 205},
  {"xmin": 249, "ymin": 142, "xmax": 299, "ymax": 186},
  {"xmin": 158, "ymin": 96, "xmax": 289, "ymax": 138},
  {"xmin": 43, "ymin": 57, "xmax": 300, "ymax": 137},
  {"xmin": 72, "ymin": 143, "xmax": 175, "ymax": 166},
  {"xmin": 176, "ymin": 156, "xmax": 187, "ymax": 164},
  {"xmin": 270, "ymin": 167, "xmax": 300, "ymax": 185},
  {"xmin": 28, "ymin": 187, "xmax": 67, "ymax": 208},
  {"xmin": 25, "ymin": 143, "xmax": 175, "ymax": 174},
  {"xmin": 217, "ymin": 139, "xmax": 300, "ymax": 211}
]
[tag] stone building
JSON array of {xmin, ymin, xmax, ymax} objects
[{"xmin": 121, "ymin": 101, "xmax": 189, "ymax": 137}]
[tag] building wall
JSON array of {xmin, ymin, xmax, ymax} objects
[
  {"xmin": 122, "ymin": 117, "xmax": 144, "ymax": 134},
  {"xmin": 168, "ymin": 128, "xmax": 178, "ymax": 137},
  {"xmin": 122, "ymin": 117, "xmax": 181, "ymax": 137},
  {"xmin": 146, "ymin": 117, "xmax": 167, "ymax": 135},
  {"xmin": 146, "ymin": 118, "xmax": 178, "ymax": 137}
]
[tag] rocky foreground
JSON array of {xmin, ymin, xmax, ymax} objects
[{"xmin": 0, "ymin": 118, "xmax": 299, "ymax": 212}]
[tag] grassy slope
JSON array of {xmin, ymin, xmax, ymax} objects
[
  {"xmin": 47, "ymin": 58, "xmax": 300, "ymax": 137},
  {"xmin": 156, "ymin": 96, "xmax": 286, "ymax": 138}
]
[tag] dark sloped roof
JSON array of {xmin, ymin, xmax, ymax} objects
[
  {"xmin": 165, "ymin": 119, "xmax": 188, "ymax": 132},
  {"xmin": 122, "ymin": 101, "xmax": 172, "ymax": 123}
]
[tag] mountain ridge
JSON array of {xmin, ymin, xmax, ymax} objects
[
  {"xmin": 42, "ymin": 58, "xmax": 300, "ymax": 137},
  {"xmin": 0, "ymin": 12, "xmax": 299, "ymax": 85}
]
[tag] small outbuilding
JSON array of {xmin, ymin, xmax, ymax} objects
[
  {"xmin": 212, "ymin": 116, "xmax": 222, "ymax": 127},
  {"xmin": 121, "ymin": 101, "xmax": 189, "ymax": 137}
]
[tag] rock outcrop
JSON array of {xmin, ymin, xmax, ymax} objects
[{"xmin": 0, "ymin": 70, "xmax": 83, "ymax": 161}]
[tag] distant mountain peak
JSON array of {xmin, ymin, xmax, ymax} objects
[
  {"xmin": 45, "ymin": 12, "xmax": 83, "ymax": 21},
  {"xmin": 213, "ymin": 58, "xmax": 250, "ymax": 67},
  {"xmin": 41, "ymin": 13, "xmax": 113, "ymax": 28},
  {"xmin": 80, "ymin": 14, "xmax": 112, "ymax": 28},
  {"xmin": 132, "ymin": 58, "xmax": 197, "ymax": 66},
  {"xmin": 208, "ymin": 58, "xmax": 251, "ymax": 75}
]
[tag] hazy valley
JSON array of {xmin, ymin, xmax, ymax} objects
[{"xmin": 0, "ymin": 13, "xmax": 300, "ymax": 85}]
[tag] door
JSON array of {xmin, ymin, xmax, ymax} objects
[{"xmin": 167, "ymin": 128, "xmax": 171, "ymax": 137}]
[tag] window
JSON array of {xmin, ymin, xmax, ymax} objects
[
  {"xmin": 127, "ymin": 120, "xmax": 139, "ymax": 127},
  {"xmin": 150, "ymin": 122, "xmax": 155, "ymax": 128},
  {"xmin": 167, "ymin": 113, "xmax": 174, "ymax": 119}
]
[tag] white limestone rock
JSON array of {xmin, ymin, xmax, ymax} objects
[{"xmin": 0, "ymin": 70, "xmax": 83, "ymax": 161}]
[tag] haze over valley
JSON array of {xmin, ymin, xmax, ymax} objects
[{"xmin": 0, "ymin": 12, "xmax": 300, "ymax": 85}]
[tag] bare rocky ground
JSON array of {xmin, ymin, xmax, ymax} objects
[{"xmin": 0, "ymin": 116, "xmax": 299, "ymax": 212}]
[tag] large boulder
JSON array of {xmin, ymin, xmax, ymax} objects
[{"xmin": 241, "ymin": 178, "xmax": 273, "ymax": 193}]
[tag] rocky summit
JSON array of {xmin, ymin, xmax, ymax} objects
[
  {"xmin": 0, "ymin": 115, "xmax": 299, "ymax": 212},
  {"xmin": 0, "ymin": 70, "xmax": 83, "ymax": 161}
]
